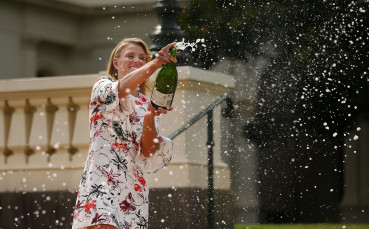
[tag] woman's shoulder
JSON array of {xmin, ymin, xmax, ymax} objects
[
  {"xmin": 96, "ymin": 75, "xmax": 115, "ymax": 83},
  {"xmin": 92, "ymin": 76, "xmax": 116, "ymax": 90}
]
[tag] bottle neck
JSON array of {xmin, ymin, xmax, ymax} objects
[
  {"xmin": 171, "ymin": 47, "xmax": 177, "ymax": 58},
  {"xmin": 168, "ymin": 47, "xmax": 177, "ymax": 65}
]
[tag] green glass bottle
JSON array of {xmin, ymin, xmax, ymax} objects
[{"xmin": 151, "ymin": 47, "xmax": 178, "ymax": 109}]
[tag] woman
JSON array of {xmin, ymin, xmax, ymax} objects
[{"xmin": 72, "ymin": 38, "xmax": 176, "ymax": 229}]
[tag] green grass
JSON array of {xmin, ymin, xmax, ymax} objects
[{"xmin": 234, "ymin": 224, "xmax": 369, "ymax": 229}]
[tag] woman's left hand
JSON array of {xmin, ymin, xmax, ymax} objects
[
  {"xmin": 141, "ymin": 102, "xmax": 173, "ymax": 157},
  {"xmin": 147, "ymin": 103, "xmax": 173, "ymax": 116}
]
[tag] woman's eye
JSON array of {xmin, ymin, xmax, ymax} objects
[
  {"xmin": 139, "ymin": 57, "xmax": 146, "ymax": 61},
  {"xmin": 126, "ymin": 55, "xmax": 134, "ymax": 59}
]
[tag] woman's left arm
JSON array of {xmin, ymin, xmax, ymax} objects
[{"xmin": 141, "ymin": 104, "xmax": 172, "ymax": 157}]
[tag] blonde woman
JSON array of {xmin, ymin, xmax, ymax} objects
[{"xmin": 72, "ymin": 38, "xmax": 176, "ymax": 229}]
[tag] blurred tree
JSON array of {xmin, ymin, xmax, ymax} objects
[
  {"xmin": 179, "ymin": 0, "xmax": 369, "ymax": 146},
  {"xmin": 179, "ymin": 0, "xmax": 369, "ymax": 223}
]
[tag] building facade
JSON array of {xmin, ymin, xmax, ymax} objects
[{"xmin": 0, "ymin": 0, "xmax": 368, "ymax": 228}]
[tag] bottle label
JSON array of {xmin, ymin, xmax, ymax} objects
[{"xmin": 151, "ymin": 88, "xmax": 173, "ymax": 108}]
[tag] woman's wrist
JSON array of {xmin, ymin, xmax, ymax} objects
[
  {"xmin": 150, "ymin": 58, "xmax": 164, "ymax": 70},
  {"xmin": 144, "ymin": 110, "xmax": 156, "ymax": 119}
]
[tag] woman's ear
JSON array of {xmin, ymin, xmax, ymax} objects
[{"xmin": 113, "ymin": 58, "xmax": 118, "ymax": 69}]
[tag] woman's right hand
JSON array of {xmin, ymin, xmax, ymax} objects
[{"xmin": 152, "ymin": 43, "xmax": 177, "ymax": 69}]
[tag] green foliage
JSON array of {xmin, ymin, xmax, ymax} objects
[
  {"xmin": 179, "ymin": 0, "xmax": 267, "ymax": 67},
  {"xmin": 179, "ymin": 0, "xmax": 369, "ymax": 143},
  {"xmin": 179, "ymin": 0, "xmax": 369, "ymax": 223}
]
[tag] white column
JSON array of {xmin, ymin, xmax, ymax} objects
[
  {"xmin": 212, "ymin": 53, "xmax": 273, "ymax": 223},
  {"xmin": 341, "ymin": 114, "xmax": 369, "ymax": 222},
  {"xmin": 146, "ymin": 66, "xmax": 235, "ymax": 190}
]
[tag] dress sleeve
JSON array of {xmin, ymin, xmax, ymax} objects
[
  {"xmin": 134, "ymin": 116, "xmax": 173, "ymax": 173},
  {"xmin": 134, "ymin": 136, "xmax": 173, "ymax": 174},
  {"xmin": 91, "ymin": 76, "xmax": 133, "ymax": 116}
]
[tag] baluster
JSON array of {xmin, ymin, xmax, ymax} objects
[
  {"xmin": 67, "ymin": 97, "xmax": 80, "ymax": 161},
  {"xmin": 207, "ymin": 110, "xmax": 215, "ymax": 229},
  {"xmin": 24, "ymin": 99, "xmax": 37, "ymax": 163},
  {"xmin": 45, "ymin": 98, "xmax": 58, "ymax": 162},
  {"xmin": 3, "ymin": 100, "xmax": 15, "ymax": 163}
]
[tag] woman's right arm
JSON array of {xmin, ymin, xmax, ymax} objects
[{"xmin": 118, "ymin": 43, "xmax": 177, "ymax": 99}]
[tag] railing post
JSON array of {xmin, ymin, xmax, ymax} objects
[
  {"xmin": 167, "ymin": 94, "xmax": 234, "ymax": 227},
  {"xmin": 207, "ymin": 110, "xmax": 214, "ymax": 229}
]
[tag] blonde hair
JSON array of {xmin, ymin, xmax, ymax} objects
[{"xmin": 106, "ymin": 38, "xmax": 154, "ymax": 96}]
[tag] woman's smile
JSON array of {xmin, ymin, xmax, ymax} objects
[{"xmin": 114, "ymin": 43, "xmax": 147, "ymax": 77}]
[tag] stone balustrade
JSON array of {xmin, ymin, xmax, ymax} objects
[{"xmin": 0, "ymin": 67, "xmax": 235, "ymax": 193}]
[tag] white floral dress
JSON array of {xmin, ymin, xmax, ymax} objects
[{"xmin": 72, "ymin": 76, "xmax": 173, "ymax": 229}]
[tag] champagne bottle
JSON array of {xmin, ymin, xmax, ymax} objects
[{"xmin": 151, "ymin": 46, "xmax": 178, "ymax": 110}]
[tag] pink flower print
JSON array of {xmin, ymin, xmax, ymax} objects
[
  {"xmin": 113, "ymin": 142, "xmax": 128, "ymax": 151},
  {"xmin": 133, "ymin": 172, "xmax": 146, "ymax": 188},
  {"xmin": 94, "ymin": 130, "xmax": 104, "ymax": 138},
  {"xmin": 120, "ymin": 192, "xmax": 136, "ymax": 213},
  {"xmin": 135, "ymin": 100, "xmax": 143, "ymax": 106},
  {"xmin": 83, "ymin": 200, "xmax": 96, "ymax": 213},
  {"xmin": 90, "ymin": 113, "xmax": 103, "ymax": 126},
  {"xmin": 134, "ymin": 184, "xmax": 142, "ymax": 192},
  {"xmin": 98, "ymin": 167, "xmax": 121, "ymax": 190},
  {"xmin": 91, "ymin": 213, "xmax": 109, "ymax": 224},
  {"xmin": 75, "ymin": 199, "xmax": 84, "ymax": 211}
]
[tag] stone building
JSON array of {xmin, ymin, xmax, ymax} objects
[
  {"xmin": 0, "ymin": 0, "xmax": 368, "ymax": 228},
  {"xmin": 0, "ymin": 0, "xmax": 234, "ymax": 228}
]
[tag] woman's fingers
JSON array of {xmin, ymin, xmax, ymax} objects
[
  {"xmin": 161, "ymin": 42, "xmax": 177, "ymax": 53},
  {"xmin": 147, "ymin": 103, "xmax": 173, "ymax": 116},
  {"xmin": 156, "ymin": 53, "xmax": 176, "ymax": 63},
  {"xmin": 157, "ymin": 107, "xmax": 167, "ymax": 115},
  {"xmin": 156, "ymin": 106, "xmax": 173, "ymax": 115},
  {"xmin": 156, "ymin": 43, "xmax": 177, "ymax": 64}
]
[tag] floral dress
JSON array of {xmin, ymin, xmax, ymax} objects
[{"xmin": 72, "ymin": 76, "xmax": 173, "ymax": 229}]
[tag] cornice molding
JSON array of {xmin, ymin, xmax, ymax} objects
[{"xmin": 11, "ymin": 0, "xmax": 156, "ymax": 15}]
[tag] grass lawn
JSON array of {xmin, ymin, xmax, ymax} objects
[{"xmin": 234, "ymin": 224, "xmax": 369, "ymax": 229}]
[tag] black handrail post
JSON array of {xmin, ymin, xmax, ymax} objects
[
  {"xmin": 167, "ymin": 94, "xmax": 233, "ymax": 228},
  {"xmin": 207, "ymin": 110, "xmax": 214, "ymax": 229}
]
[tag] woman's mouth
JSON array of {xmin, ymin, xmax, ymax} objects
[{"xmin": 129, "ymin": 66, "xmax": 141, "ymax": 70}]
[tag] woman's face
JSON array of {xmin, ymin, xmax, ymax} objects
[{"xmin": 114, "ymin": 43, "xmax": 147, "ymax": 79}]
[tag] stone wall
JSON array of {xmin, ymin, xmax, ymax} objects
[{"xmin": 0, "ymin": 67, "xmax": 235, "ymax": 228}]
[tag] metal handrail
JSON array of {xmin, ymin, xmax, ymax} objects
[
  {"xmin": 169, "ymin": 93, "xmax": 233, "ymax": 140},
  {"xmin": 168, "ymin": 93, "xmax": 233, "ymax": 229}
]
